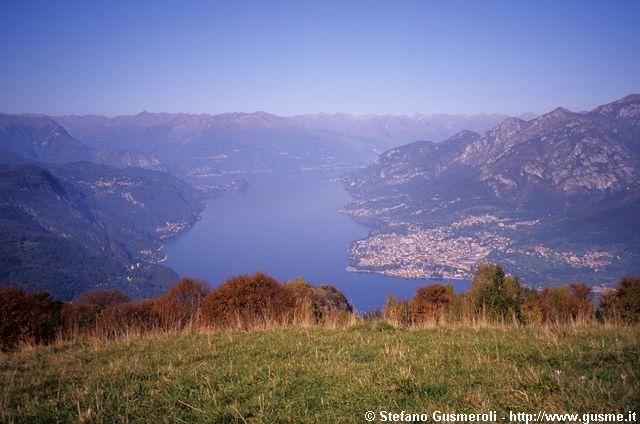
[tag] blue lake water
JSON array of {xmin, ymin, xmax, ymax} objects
[{"xmin": 164, "ymin": 172, "xmax": 469, "ymax": 311}]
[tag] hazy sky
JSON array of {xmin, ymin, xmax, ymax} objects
[{"xmin": 1, "ymin": 0, "xmax": 639, "ymax": 116}]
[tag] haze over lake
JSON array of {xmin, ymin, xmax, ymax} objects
[{"xmin": 164, "ymin": 171, "xmax": 469, "ymax": 311}]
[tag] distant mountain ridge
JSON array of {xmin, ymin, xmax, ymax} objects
[
  {"xmin": 0, "ymin": 114, "xmax": 166, "ymax": 171},
  {"xmin": 1, "ymin": 110, "xmax": 508, "ymax": 180},
  {"xmin": 53, "ymin": 111, "xmax": 507, "ymax": 179},
  {"xmin": 342, "ymin": 94, "xmax": 640, "ymax": 285},
  {"xmin": 289, "ymin": 112, "xmax": 508, "ymax": 148}
]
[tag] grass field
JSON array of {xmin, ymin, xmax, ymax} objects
[{"xmin": 1, "ymin": 323, "xmax": 638, "ymax": 423}]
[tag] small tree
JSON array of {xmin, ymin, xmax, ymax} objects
[
  {"xmin": 468, "ymin": 263, "xmax": 525, "ymax": 322},
  {"xmin": 600, "ymin": 277, "xmax": 640, "ymax": 323}
]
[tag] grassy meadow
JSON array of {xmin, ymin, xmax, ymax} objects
[{"xmin": 1, "ymin": 323, "xmax": 638, "ymax": 423}]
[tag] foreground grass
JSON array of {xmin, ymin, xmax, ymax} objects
[{"xmin": 1, "ymin": 324, "xmax": 638, "ymax": 423}]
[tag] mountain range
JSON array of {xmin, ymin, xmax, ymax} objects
[
  {"xmin": 53, "ymin": 112, "xmax": 506, "ymax": 179},
  {"xmin": 343, "ymin": 94, "xmax": 640, "ymax": 285}
]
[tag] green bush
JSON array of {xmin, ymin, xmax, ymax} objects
[
  {"xmin": 468, "ymin": 263, "xmax": 526, "ymax": 322},
  {"xmin": 599, "ymin": 277, "xmax": 640, "ymax": 323}
]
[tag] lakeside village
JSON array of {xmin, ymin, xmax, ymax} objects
[{"xmin": 347, "ymin": 214, "xmax": 615, "ymax": 281}]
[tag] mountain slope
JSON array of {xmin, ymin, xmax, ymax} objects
[
  {"xmin": 0, "ymin": 161, "xmax": 204, "ymax": 299},
  {"xmin": 0, "ymin": 114, "xmax": 94, "ymax": 164},
  {"xmin": 343, "ymin": 94, "xmax": 640, "ymax": 284}
]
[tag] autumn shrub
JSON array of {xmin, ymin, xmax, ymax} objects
[
  {"xmin": 61, "ymin": 289, "xmax": 131, "ymax": 335},
  {"xmin": 0, "ymin": 286, "xmax": 62, "ymax": 351},
  {"xmin": 96, "ymin": 300, "xmax": 161, "ymax": 338},
  {"xmin": 536, "ymin": 287, "xmax": 573, "ymax": 324},
  {"xmin": 537, "ymin": 284, "xmax": 594, "ymax": 324},
  {"xmin": 76, "ymin": 289, "xmax": 130, "ymax": 308},
  {"xmin": 199, "ymin": 272, "xmax": 296, "ymax": 329},
  {"xmin": 382, "ymin": 294, "xmax": 412, "ymax": 327},
  {"xmin": 599, "ymin": 277, "xmax": 640, "ymax": 323},
  {"xmin": 568, "ymin": 283, "xmax": 595, "ymax": 320},
  {"xmin": 285, "ymin": 278, "xmax": 352, "ymax": 324},
  {"xmin": 597, "ymin": 289, "xmax": 618, "ymax": 321},
  {"xmin": 153, "ymin": 278, "xmax": 209, "ymax": 329},
  {"xmin": 411, "ymin": 284, "xmax": 456, "ymax": 324},
  {"xmin": 519, "ymin": 286, "xmax": 543, "ymax": 324}
]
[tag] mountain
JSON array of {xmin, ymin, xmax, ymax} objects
[
  {"xmin": 0, "ymin": 159, "xmax": 204, "ymax": 300},
  {"xmin": 342, "ymin": 95, "xmax": 640, "ymax": 285},
  {"xmin": 0, "ymin": 114, "xmax": 166, "ymax": 171},
  {"xmin": 54, "ymin": 112, "xmax": 508, "ymax": 180},
  {"xmin": 0, "ymin": 114, "xmax": 94, "ymax": 164},
  {"xmin": 290, "ymin": 112, "xmax": 507, "ymax": 148}
]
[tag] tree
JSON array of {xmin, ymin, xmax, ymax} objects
[
  {"xmin": 468, "ymin": 263, "xmax": 525, "ymax": 322},
  {"xmin": 600, "ymin": 277, "xmax": 640, "ymax": 323}
]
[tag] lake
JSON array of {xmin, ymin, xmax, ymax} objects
[{"xmin": 164, "ymin": 171, "xmax": 469, "ymax": 311}]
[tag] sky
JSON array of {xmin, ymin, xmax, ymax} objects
[{"xmin": 1, "ymin": 0, "xmax": 639, "ymax": 117}]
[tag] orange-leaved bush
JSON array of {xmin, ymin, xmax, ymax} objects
[
  {"xmin": 411, "ymin": 284, "xmax": 456, "ymax": 324},
  {"xmin": 153, "ymin": 277, "xmax": 209, "ymax": 329},
  {"xmin": 199, "ymin": 272, "xmax": 295, "ymax": 329},
  {"xmin": 0, "ymin": 286, "xmax": 62, "ymax": 351},
  {"xmin": 61, "ymin": 289, "xmax": 131, "ymax": 334}
]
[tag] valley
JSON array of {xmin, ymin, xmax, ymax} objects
[{"xmin": 1, "ymin": 95, "xmax": 639, "ymax": 300}]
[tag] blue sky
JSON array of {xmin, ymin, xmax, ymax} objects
[{"xmin": 1, "ymin": 0, "xmax": 638, "ymax": 116}]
